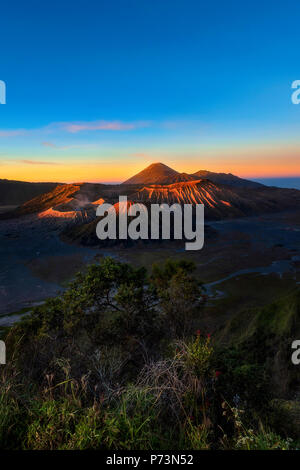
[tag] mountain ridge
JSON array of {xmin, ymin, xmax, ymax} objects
[
  {"xmin": 2, "ymin": 163, "xmax": 300, "ymax": 225},
  {"xmin": 123, "ymin": 162, "xmax": 263, "ymax": 188},
  {"xmin": 0, "ymin": 179, "xmax": 60, "ymax": 205},
  {"xmin": 123, "ymin": 162, "xmax": 183, "ymax": 185}
]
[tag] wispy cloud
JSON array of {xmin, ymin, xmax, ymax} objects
[
  {"xmin": 0, "ymin": 120, "xmax": 151, "ymax": 138},
  {"xmin": 62, "ymin": 120, "xmax": 150, "ymax": 133},
  {"xmin": 0, "ymin": 129, "xmax": 27, "ymax": 137},
  {"xmin": 42, "ymin": 141, "xmax": 58, "ymax": 148},
  {"xmin": 41, "ymin": 141, "xmax": 101, "ymax": 150},
  {"xmin": 20, "ymin": 160, "xmax": 61, "ymax": 165}
]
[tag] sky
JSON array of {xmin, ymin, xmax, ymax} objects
[{"xmin": 0, "ymin": 0, "xmax": 300, "ymax": 183}]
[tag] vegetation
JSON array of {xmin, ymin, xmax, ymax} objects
[{"xmin": 0, "ymin": 257, "xmax": 299, "ymax": 450}]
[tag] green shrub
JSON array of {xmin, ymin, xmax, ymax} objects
[{"xmin": 0, "ymin": 259, "xmax": 297, "ymax": 450}]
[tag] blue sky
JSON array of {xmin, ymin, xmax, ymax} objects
[{"xmin": 0, "ymin": 0, "xmax": 300, "ymax": 182}]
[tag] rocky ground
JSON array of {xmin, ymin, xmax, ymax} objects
[{"xmin": 0, "ymin": 208, "xmax": 299, "ymax": 326}]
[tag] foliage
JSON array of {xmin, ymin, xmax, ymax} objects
[{"xmin": 0, "ymin": 258, "xmax": 298, "ymax": 450}]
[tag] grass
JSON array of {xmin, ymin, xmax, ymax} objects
[
  {"xmin": 0, "ymin": 257, "xmax": 299, "ymax": 450},
  {"xmin": 0, "ymin": 336, "xmax": 297, "ymax": 450},
  {"xmin": 199, "ymin": 272, "xmax": 298, "ymax": 335},
  {"xmin": 215, "ymin": 286, "xmax": 300, "ymax": 346}
]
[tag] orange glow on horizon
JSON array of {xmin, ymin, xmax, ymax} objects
[
  {"xmin": 0, "ymin": 162, "xmax": 139, "ymax": 183},
  {"xmin": 1, "ymin": 148, "xmax": 300, "ymax": 183}
]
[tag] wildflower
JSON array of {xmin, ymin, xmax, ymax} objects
[
  {"xmin": 215, "ymin": 370, "xmax": 221, "ymax": 378},
  {"xmin": 196, "ymin": 329, "xmax": 201, "ymax": 336},
  {"xmin": 207, "ymin": 333, "xmax": 211, "ymax": 339}
]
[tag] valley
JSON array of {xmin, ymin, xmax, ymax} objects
[
  {"xmin": 0, "ymin": 207, "xmax": 299, "ymax": 329},
  {"xmin": 0, "ymin": 163, "xmax": 299, "ymax": 328}
]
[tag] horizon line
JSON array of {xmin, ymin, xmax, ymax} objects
[{"xmin": 2, "ymin": 174, "xmax": 300, "ymax": 185}]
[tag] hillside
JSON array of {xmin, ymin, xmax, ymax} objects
[
  {"xmin": 2, "ymin": 168, "xmax": 300, "ymax": 226},
  {"xmin": 0, "ymin": 179, "xmax": 59, "ymax": 205},
  {"xmin": 130, "ymin": 179, "xmax": 300, "ymax": 219},
  {"xmin": 123, "ymin": 162, "xmax": 196, "ymax": 185},
  {"xmin": 123, "ymin": 162, "xmax": 264, "ymax": 188},
  {"xmin": 191, "ymin": 170, "xmax": 264, "ymax": 189},
  {"xmin": 1, "ymin": 257, "xmax": 299, "ymax": 449},
  {"xmin": 0, "ymin": 183, "xmax": 110, "ymax": 219}
]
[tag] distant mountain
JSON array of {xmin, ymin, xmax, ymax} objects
[
  {"xmin": 0, "ymin": 165, "xmax": 269, "ymax": 212},
  {"xmin": 1, "ymin": 183, "xmax": 109, "ymax": 218},
  {"xmin": 191, "ymin": 170, "xmax": 264, "ymax": 189},
  {"xmin": 0, "ymin": 179, "xmax": 59, "ymax": 205},
  {"xmin": 123, "ymin": 163, "xmax": 196, "ymax": 185},
  {"xmin": 130, "ymin": 179, "xmax": 300, "ymax": 219},
  {"xmin": 0, "ymin": 180, "xmax": 141, "ymax": 221},
  {"xmin": 61, "ymin": 179, "xmax": 300, "ymax": 246},
  {"xmin": 171, "ymin": 172, "xmax": 198, "ymax": 183},
  {"xmin": 2, "ymin": 163, "xmax": 300, "ymax": 229},
  {"xmin": 123, "ymin": 163, "xmax": 264, "ymax": 188},
  {"xmin": 131, "ymin": 180, "xmax": 243, "ymax": 218}
]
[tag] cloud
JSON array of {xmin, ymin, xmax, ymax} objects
[
  {"xmin": 61, "ymin": 120, "xmax": 151, "ymax": 133},
  {"xmin": 42, "ymin": 141, "xmax": 58, "ymax": 148},
  {"xmin": 20, "ymin": 160, "xmax": 61, "ymax": 165},
  {"xmin": 0, "ymin": 120, "xmax": 151, "ymax": 138},
  {"xmin": 0, "ymin": 129, "xmax": 27, "ymax": 137},
  {"xmin": 41, "ymin": 141, "xmax": 102, "ymax": 151}
]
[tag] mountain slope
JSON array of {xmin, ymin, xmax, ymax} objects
[
  {"xmin": 123, "ymin": 163, "xmax": 264, "ymax": 188},
  {"xmin": 0, "ymin": 179, "xmax": 59, "ymax": 205},
  {"xmin": 123, "ymin": 162, "xmax": 196, "ymax": 185},
  {"xmin": 130, "ymin": 179, "xmax": 300, "ymax": 219},
  {"xmin": 2, "ymin": 163, "xmax": 300, "ymax": 225},
  {"xmin": 0, "ymin": 183, "xmax": 108, "ymax": 220},
  {"xmin": 191, "ymin": 170, "xmax": 264, "ymax": 188}
]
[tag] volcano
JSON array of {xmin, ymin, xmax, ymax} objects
[
  {"xmin": 123, "ymin": 163, "xmax": 196, "ymax": 185},
  {"xmin": 129, "ymin": 179, "xmax": 300, "ymax": 219},
  {"xmin": 191, "ymin": 170, "xmax": 263, "ymax": 189},
  {"xmin": 2, "ymin": 162, "xmax": 300, "ymax": 232},
  {"xmin": 123, "ymin": 162, "xmax": 263, "ymax": 188}
]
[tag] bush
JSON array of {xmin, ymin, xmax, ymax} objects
[{"xmin": 0, "ymin": 258, "xmax": 297, "ymax": 450}]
